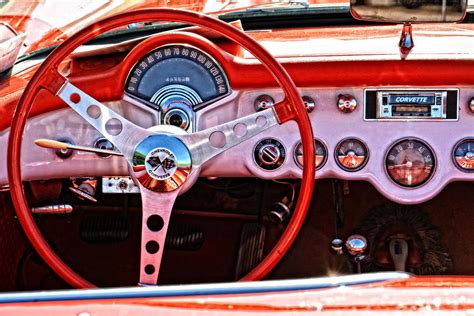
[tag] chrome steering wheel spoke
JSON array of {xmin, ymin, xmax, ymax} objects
[
  {"xmin": 138, "ymin": 185, "xmax": 179, "ymax": 285},
  {"xmin": 179, "ymin": 107, "xmax": 279, "ymax": 168},
  {"xmin": 56, "ymin": 81, "xmax": 153, "ymax": 162}
]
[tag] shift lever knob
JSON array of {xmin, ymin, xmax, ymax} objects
[{"xmin": 346, "ymin": 235, "xmax": 368, "ymax": 256}]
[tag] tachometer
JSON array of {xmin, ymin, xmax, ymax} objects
[
  {"xmin": 125, "ymin": 45, "xmax": 230, "ymax": 110},
  {"xmin": 385, "ymin": 138, "xmax": 435, "ymax": 187}
]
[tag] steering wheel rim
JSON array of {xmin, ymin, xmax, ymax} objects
[{"xmin": 7, "ymin": 8, "xmax": 315, "ymax": 288}]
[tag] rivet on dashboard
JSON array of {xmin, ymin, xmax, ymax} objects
[{"xmin": 337, "ymin": 94, "xmax": 357, "ymax": 113}]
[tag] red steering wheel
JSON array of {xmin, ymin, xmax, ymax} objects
[{"xmin": 7, "ymin": 9, "xmax": 315, "ymax": 288}]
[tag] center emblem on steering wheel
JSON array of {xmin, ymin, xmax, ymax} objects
[{"xmin": 145, "ymin": 147, "xmax": 178, "ymax": 180}]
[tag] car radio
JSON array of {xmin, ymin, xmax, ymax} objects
[{"xmin": 364, "ymin": 89, "xmax": 459, "ymax": 121}]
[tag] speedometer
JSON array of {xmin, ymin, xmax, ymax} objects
[{"xmin": 125, "ymin": 45, "xmax": 230, "ymax": 110}]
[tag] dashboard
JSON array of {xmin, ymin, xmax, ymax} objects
[{"xmin": 1, "ymin": 25, "xmax": 474, "ymax": 205}]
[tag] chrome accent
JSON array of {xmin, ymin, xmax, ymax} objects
[
  {"xmin": 269, "ymin": 201, "xmax": 291, "ymax": 223},
  {"xmin": 331, "ymin": 238, "xmax": 344, "ymax": 255},
  {"xmin": 294, "ymin": 138, "xmax": 328, "ymax": 170},
  {"xmin": 94, "ymin": 138, "xmax": 116, "ymax": 158},
  {"xmin": 102, "ymin": 176, "xmax": 140, "ymax": 194},
  {"xmin": 163, "ymin": 108, "xmax": 190, "ymax": 130},
  {"xmin": 469, "ymin": 97, "xmax": 474, "ymax": 113},
  {"xmin": 56, "ymin": 81, "xmax": 154, "ymax": 162},
  {"xmin": 254, "ymin": 95, "xmax": 275, "ymax": 112},
  {"xmin": 334, "ymin": 138, "xmax": 369, "ymax": 172},
  {"xmin": 258, "ymin": 143, "xmax": 281, "ymax": 166},
  {"xmin": 31, "ymin": 204, "xmax": 73, "ymax": 215},
  {"xmin": 56, "ymin": 138, "xmax": 74, "ymax": 159},
  {"xmin": 132, "ymin": 135, "xmax": 192, "ymax": 192},
  {"xmin": 346, "ymin": 235, "xmax": 368, "ymax": 256},
  {"xmin": 151, "ymin": 84, "xmax": 202, "ymax": 108},
  {"xmin": 0, "ymin": 185, "xmax": 10, "ymax": 192},
  {"xmin": 179, "ymin": 107, "xmax": 279, "ymax": 169},
  {"xmin": 69, "ymin": 187, "xmax": 97, "ymax": 202},
  {"xmin": 452, "ymin": 138, "xmax": 474, "ymax": 172},
  {"xmin": 302, "ymin": 96, "xmax": 315, "ymax": 113},
  {"xmin": 364, "ymin": 88, "xmax": 459, "ymax": 122},
  {"xmin": 399, "ymin": 22, "xmax": 414, "ymax": 60},
  {"xmin": 337, "ymin": 94, "xmax": 357, "ymax": 113}
]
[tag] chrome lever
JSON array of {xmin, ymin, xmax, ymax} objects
[{"xmin": 35, "ymin": 138, "xmax": 123, "ymax": 157}]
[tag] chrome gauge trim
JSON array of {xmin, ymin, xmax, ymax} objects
[
  {"xmin": 384, "ymin": 137, "xmax": 437, "ymax": 189},
  {"xmin": 334, "ymin": 137, "xmax": 370, "ymax": 172},
  {"xmin": 253, "ymin": 138, "xmax": 287, "ymax": 171},
  {"xmin": 452, "ymin": 138, "xmax": 474, "ymax": 172},
  {"xmin": 293, "ymin": 138, "xmax": 328, "ymax": 171},
  {"xmin": 124, "ymin": 44, "xmax": 231, "ymax": 111}
]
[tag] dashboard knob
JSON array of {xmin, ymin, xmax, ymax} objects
[
  {"xmin": 337, "ymin": 94, "xmax": 357, "ymax": 113},
  {"xmin": 468, "ymin": 97, "xmax": 474, "ymax": 113},
  {"xmin": 259, "ymin": 143, "xmax": 282, "ymax": 165},
  {"xmin": 302, "ymin": 96, "xmax": 315, "ymax": 113},
  {"xmin": 254, "ymin": 138, "xmax": 286, "ymax": 170},
  {"xmin": 254, "ymin": 95, "xmax": 275, "ymax": 112}
]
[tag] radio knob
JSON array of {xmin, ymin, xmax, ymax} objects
[
  {"xmin": 337, "ymin": 94, "xmax": 357, "ymax": 113},
  {"xmin": 254, "ymin": 95, "xmax": 275, "ymax": 112}
]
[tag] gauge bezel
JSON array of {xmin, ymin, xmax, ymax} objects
[
  {"xmin": 452, "ymin": 138, "xmax": 474, "ymax": 172},
  {"xmin": 384, "ymin": 137, "xmax": 437, "ymax": 188},
  {"xmin": 124, "ymin": 43, "xmax": 231, "ymax": 111},
  {"xmin": 253, "ymin": 138, "xmax": 287, "ymax": 171},
  {"xmin": 293, "ymin": 138, "xmax": 328, "ymax": 171},
  {"xmin": 334, "ymin": 137, "xmax": 370, "ymax": 172}
]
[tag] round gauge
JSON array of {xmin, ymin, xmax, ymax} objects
[
  {"xmin": 294, "ymin": 139, "xmax": 327, "ymax": 170},
  {"xmin": 453, "ymin": 139, "xmax": 474, "ymax": 171},
  {"xmin": 254, "ymin": 138, "xmax": 286, "ymax": 171},
  {"xmin": 335, "ymin": 138, "xmax": 369, "ymax": 172},
  {"xmin": 386, "ymin": 138, "xmax": 435, "ymax": 187}
]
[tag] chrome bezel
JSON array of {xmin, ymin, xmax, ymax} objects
[
  {"xmin": 293, "ymin": 138, "xmax": 328, "ymax": 171},
  {"xmin": 253, "ymin": 138, "xmax": 287, "ymax": 171},
  {"xmin": 334, "ymin": 137, "xmax": 370, "ymax": 172},
  {"xmin": 384, "ymin": 137, "xmax": 437, "ymax": 188},
  {"xmin": 452, "ymin": 138, "xmax": 474, "ymax": 173}
]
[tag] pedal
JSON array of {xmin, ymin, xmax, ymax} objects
[
  {"xmin": 165, "ymin": 222, "xmax": 203, "ymax": 251},
  {"xmin": 80, "ymin": 215, "xmax": 129, "ymax": 243},
  {"xmin": 235, "ymin": 223, "xmax": 266, "ymax": 280}
]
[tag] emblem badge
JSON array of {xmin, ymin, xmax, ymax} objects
[{"xmin": 145, "ymin": 148, "xmax": 178, "ymax": 180}]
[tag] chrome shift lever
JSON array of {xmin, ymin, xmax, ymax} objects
[{"xmin": 346, "ymin": 234, "xmax": 368, "ymax": 273}]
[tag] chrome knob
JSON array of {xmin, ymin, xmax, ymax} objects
[
  {"xmin": 258, "ymin": 143, "xmax": 281, "ymax": 166},
  {"xmin": 346, "ymin": 234, "xmax": 367, "ymax": 256},
  {"xmin": 337, "ymin": 94, "xmax": 357, "ymax": 113},
  {"xmin": 94, "ymin": 138, "xmax": 115, "ymax": 158},
  {"xmin": 254, "ymin": 95, "xmax": 275, "ymax": 112},
  {"xmin": 331, "ymin": 238, "xmax": 344, "ymax": 255},
  {"xmin": 302, "ymin": 96, "xmax": 315, "ymax": 113},
  {"xmin": 469, "ymin": 97, "xmax": 474, "ymax": 113}
]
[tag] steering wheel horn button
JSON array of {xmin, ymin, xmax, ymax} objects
[
  {"xmin": 132, "ymin": 135, "xmax": 192, "ymax": 192},
  {"xmin": 145, "ymin": 148, "xmax": 178, "ymax": 180}
]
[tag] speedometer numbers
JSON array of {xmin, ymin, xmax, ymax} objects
[
  {"xmin": 453, "ymin": 139, "xmax": 474, "ymax": 171},
  {"xmin": 386, "ymin": 139, "xmax": 435, "ymax": 187}
]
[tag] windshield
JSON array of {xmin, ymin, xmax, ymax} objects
[{"xmin": 0, "ymin": 0, "xmax": 347, "ymax": 55}]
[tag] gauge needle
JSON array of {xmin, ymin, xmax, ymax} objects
[
  {"xmin": 35, "ymin": 138, "xmax": 123, "ymax": 156},
  {"xmin": 388, "ymin": 161, "xmax": 413, "ymax": 169}
]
